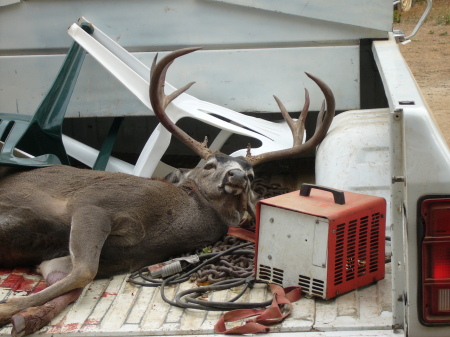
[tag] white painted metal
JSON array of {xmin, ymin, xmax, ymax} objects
[
  {"xmin": 257, "ymin": 205, "xmax": 329, "ymax": 291},
  {"xmin": 385, "ymin": 105, "xmax": 407, "ymax": 330},
  {"xmin": 0, "ymin": 0, "xmax": 20, "ymax": 7},
  {"xmin": 373, "ymin": 33, "xmax": 450, "ymax": 337},
  {"xmin": 0, "ymin": 45, "xmax": 359, "ymax": 117},
  {"xmin": 212, "ymin": 0, "xmax": 393, "ymax": 32},
  {"xmin": 0, "ymin": 0, "xmax": 389, "ymax": 52},
  {"xmin": 0, "ymin": 264, "xmax": 394, "ymax": 336},
  {"xmin": 0, "ymin": 0, "xmax": 365, "ymax": 117}
]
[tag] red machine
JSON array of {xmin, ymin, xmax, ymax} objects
[{"xmin": 255, "ymin": 184, "xmax": 386, "ymax": 300}]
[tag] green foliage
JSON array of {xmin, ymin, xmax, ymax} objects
[
  {"xmin": 201, "ymin": 247, "xmax": 212, "ymax": 254},
  {"xmin": 436, "ymin": 13, "xmax": 450, "ymax": 26},
  {"xmin": 394, "ymin": 9, "xmax": 402, "ymax": 23}
]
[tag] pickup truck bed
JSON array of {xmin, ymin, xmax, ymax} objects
[{"xmin": 1, "ymin": 263, "xmax": 394, "ymax": 336}]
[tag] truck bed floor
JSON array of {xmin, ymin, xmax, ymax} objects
[{"xmin": 0, "ymin": 263, "xmax": 392, "ymax": 336}]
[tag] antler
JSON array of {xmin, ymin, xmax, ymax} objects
[
  {"xmin": 150, "ymin": 48, "xmax": 335, "ymax": 167},
  {"xmin": 244, "ymin": 72, "xmax": 335, "ymax": 166},
  {"xmin": 149, "ymin": 47, "xmax": 214, "ymax": 160}
]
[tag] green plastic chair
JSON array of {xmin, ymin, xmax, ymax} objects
[
  {"xmin": 0, "ymin": 23, "xmax": 99, "ymax": 168},
  {"xmin": 91, "ymin": 116, "xmax": 124, "ymax": 170},
  {"xmin": 0, "ymin": 23, "xmax": 92, "ymax": 167}
]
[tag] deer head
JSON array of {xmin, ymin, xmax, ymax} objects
[
  {"xmin": 165, "ymin": 153, "xmax": 256, "ymax": 226},
  {"xmin": 149, "ymin": 46, "xmax": 335, "ymax": 216}
]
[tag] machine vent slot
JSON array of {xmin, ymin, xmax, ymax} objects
[
  {"xmin": 312, "ymin": 278, "xmax": 325, "ymax": 297},
  {"xmin": 258, "ymin": 265, "xmax": 284, "ymax": 286},
  {"xmin": 298, "ymin": 275, "xmax": 325, "ymax": 298},
  {"xmin": 258, "ymin": 265, "xmax": 272, "ymax": 282},
  {"xmin": 369, "ymin": 212, "xmax": 381, "ymax": 273},
  {"xmin": 272, "ymin": 267, "xmax": 284, "ymax": 285},
  {"xmin": 345, "ymin": 220, "xmax": 358, "ymax": 281},
  {"xmin": 334, "ymin": 212, "xmax": 382, "ymax": 285},
  {"xmin": 334, "ymin": 223, "xmax": 346, "ymax": 286},
  {"xmin": 357, "ymin": 216, "xmax": 369, "ymax": 277}
]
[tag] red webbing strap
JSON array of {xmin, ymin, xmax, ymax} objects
[
  {"xmin": 214, "ymin": 284, "xmax": 302, "ymax": 334},
  {"xmin": 227, "ymin": 226, "xmax": 256, "ymax": 243}
]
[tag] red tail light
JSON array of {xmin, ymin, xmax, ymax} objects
[{"xmin": 421, "ymin": 198, "xmax": 450, "ymax": 324}]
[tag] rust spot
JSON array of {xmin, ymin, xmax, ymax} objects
[
  {"xmin": 83, "ymin": 318, "xmax": 100, "ymax": 325},
  {"xmin": 60, "ymin": 323, "xmax": 79, "ymax": 333},
  {"xmin": 101, "ymin": 292, "xmax": 118, "ymax": 297},
  {"xmin": 48, "ymin": 322, "xmax": 80, "ymax": 334}
]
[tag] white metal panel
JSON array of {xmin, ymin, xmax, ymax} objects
[
  {"xmin": 0, "ymin": 0, "xmax": 20, "ymax": 7},
  {"xmin": 0, "ymin": 0, "xmax": 389, "ymax": 53},
  {"xmin": 312, "ymin": 219, "xmax": 329, "ymax": 268},
  {"xmin": 212, "ymin": 0, "xmax": 393, "ymax": 32},
  {"xmin": 373, "ymin": 33, "xmax": 450, "ymax": 337},
  {"xmin": 0, "ymin": 45, "xmax": 359, "ymax": 117},
  {"xmin": 257, "ymin": 205, "xmax": 329, "ymax": 288}
]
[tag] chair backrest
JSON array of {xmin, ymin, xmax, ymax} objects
[
  {"xmin": 62, "ymin": 20, "xmax": 298, "ymax": 178},
  {"xmin": 0, "ymin": 23, "xmax": 94, "ymax": 167}
]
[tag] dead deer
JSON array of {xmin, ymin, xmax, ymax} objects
[{"xmin": 0, "ymin": 47, "xmax": 335, "ymax": 336}]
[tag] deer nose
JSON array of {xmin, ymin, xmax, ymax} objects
[
  {"xmin": 223, "ymin": 169, "xmax": 247, "ymax": 195},
  {"xmin": 227, "ymin": 169, "xmax": 246, "ymax": 182}
]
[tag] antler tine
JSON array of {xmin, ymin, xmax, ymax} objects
[
  {"xmin": 305, "ymin": 72, "xmax": 335, "ymax": 138},
  {"xmin": 273, "ymin": 88, "xmax": 310, "ymax": 147},
  {"xmin": 299, "ymin": 88, "xmax": 311, "ymax": 120},
  {"xmin": 149, "ymin": 47, "xmax": 214, "ymax": 160},
  {"xmin": 150, "ymin": 54, "xmax": 158, "ymax": 80},
  {"xmin": 295, "ymin": 88, "xmax": 311, "ymax": 146},
  {"xmin": 246, "ymin": 72, "xmax": 335, "ymax": 166},
  {"xmin": 315, "ymin": 99, "xmax": 326, "ymax": 132}
]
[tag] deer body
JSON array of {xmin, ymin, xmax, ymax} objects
[
  {"xmin": 0, "ymin": 162, "xmax": 249, "ymax": 276},
  {"xmin": 0, "ymin": 154, "xmax": 255, "ymax": 328}
]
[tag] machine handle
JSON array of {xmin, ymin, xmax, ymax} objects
[{"xmin": 299, "ymin": 183, "xmax": 346, "ymax": 205}]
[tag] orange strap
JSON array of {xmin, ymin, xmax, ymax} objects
[
  {"xmin": 227, "ymin": 226, "xmax": 256, "ymax": 243},
  {"xmin": 214, "ymin": 284, "xmax": 302, "ymax": 334}
]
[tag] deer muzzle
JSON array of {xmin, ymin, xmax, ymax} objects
[{"xmin": 221, "ymin": 169, "xmax": 248, "ymax": 196}]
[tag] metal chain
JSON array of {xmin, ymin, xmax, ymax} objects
[
  {"xmin": 251, "ymin": 177, "xmax": 293, "ymax": 199},
  {"xmin": 193, "ymin": 236, "xmax": 254, "ymax": 284}
]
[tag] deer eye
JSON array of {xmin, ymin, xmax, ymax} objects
[{"xmin": 204, "ymin": 163, "xmax": 216, "ymax": 170}]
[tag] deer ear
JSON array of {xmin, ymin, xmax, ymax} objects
[{"xmin": 164, "ymin": 168, "xmax": 191, "ymax": 185}]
